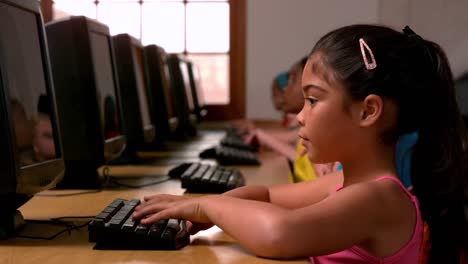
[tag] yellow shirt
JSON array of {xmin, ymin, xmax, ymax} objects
[{"xmin": 289, "ymin": 139, "xmax": 317, "ymax": 183}]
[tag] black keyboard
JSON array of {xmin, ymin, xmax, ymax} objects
[
  {"xmin": 220, "ymin": 134, "xmax": 259, "ymax": 152},
  {"xmin": 169, "ymin": 162, "xmax": 245, "ymax": 193},
  {"xmin": 199, "ymin": 146, "xmax": 260, "ymax": 166},
  {"xmin": 88, "ymin": 198, "xmax": 190, "ymax": 250}
]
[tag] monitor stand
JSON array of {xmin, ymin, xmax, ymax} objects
[
  {"xmin": 55, "ymin": 160, "xmax": 101, "ymax": 189},
  {"xmin": 107, "ymin": 141, "xmax": 170, "ymax": 166},
  {"xmin": 107, "ymin": 148, "xmax": 143, "ymax": 165},
  {"xmin": 0, "ymin": 210, "xmax": 25, "ymax": 239}
]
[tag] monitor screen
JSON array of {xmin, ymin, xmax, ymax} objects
[
  {"xmin": 131, "ymin": 45, "xmax": 153, "ymax": 129},
  {"xmin": 190, "ymin": 62, "xmax": 205, "ymax": 107},
  {"xmin": 162, "ymin": 61, "xmax": 176, "ymax": 119},
  {"xmin": 89, "ymin": 32, "xmax": 122, "ymax": 141},
  {"xmin": 0, "ymin": 1, "xmax": 65, "ymax": 235},
  {"xmin": 456, "ymin": 74, "xmax": 468, "ymax": 115},
  {"xmin": 0, "ymin": 2, "xmax": 57, "ymax": 167},
  {"xmin": 179, "ymin": 61, "xmax": 195, "ymax": 111}
]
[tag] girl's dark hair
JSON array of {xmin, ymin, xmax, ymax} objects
[
  {"xmin": 299, "ymin": 56, "xmax": 308, "ymax": 69},
  {"xmin": 310, "ymin": 24, "xmax": 467, "ymax": 263}
]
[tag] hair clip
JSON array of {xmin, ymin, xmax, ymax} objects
[{"xmin": 359, "ymin": 38, "xmax": 377, "ymax": 70}]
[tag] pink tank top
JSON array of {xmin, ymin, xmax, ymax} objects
[{"xmin": 310, "ymin": 176, "xmax": 423, "ymax": 264}]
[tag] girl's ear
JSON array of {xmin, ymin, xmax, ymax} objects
[{"xmin": 359, "ymin": 94, "xmax": 383, "ymax": 127}]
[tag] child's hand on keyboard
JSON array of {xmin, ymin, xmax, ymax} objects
[
  {"xmin": 133, "ymin": 195, "xmax": 215, "ymax": 235},
  {"xmin": 142, "ymin": 194, "xmax": 189, "ymax": 204}
]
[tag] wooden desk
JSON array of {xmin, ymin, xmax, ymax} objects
[{"xmin": 0, "ymin": 152, "xmax": 308, "ymax": 264}]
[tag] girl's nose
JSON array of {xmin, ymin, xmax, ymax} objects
[{"xmin": 297, "ymin": 106, "xmax": 305, "ymax": 126}]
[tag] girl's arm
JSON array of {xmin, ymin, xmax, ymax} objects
[
  {"xmin": 133, "ymin": 179, "xmax": 395, "ymax": 259},
  {"xmin": 141, "ymin": 170, "xmax": 343, "ymax": 218},
  {"xmin": 269, "ymin": 129, "xmax": 299, "ymax": 145},
  {"xmin": 247, "ymin": 129, "xmax": 297, "ymax": 160},
  {"xmin": 223, "ymin": 170, "xmax": 343, "ymax": 209}
]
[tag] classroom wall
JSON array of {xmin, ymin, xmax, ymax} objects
[
  {"xmin": 246, "ymin": 0, "xmax": 468, "ymax": 120},
  {"xmin": 246, "ymin": 0, "xmax": 379, "ymax": 120},
  {"xmin": 378, "ymin": 0, "xmax": 468, "ymax": 78}
]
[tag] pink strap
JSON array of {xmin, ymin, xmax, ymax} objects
[
  {"xmin": 374, "ymin": 176, "xmax": 414, "ymax": 198},
  {"xmin": 375, "ymin": 176, "xmax": 423, "ymax": 233},
  {"xmin": 336, "ymin": 176, "xmax": 415, "ymax": 200}
]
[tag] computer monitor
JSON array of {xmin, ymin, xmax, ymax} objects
[
  {"xmin": 179, "ymin": 60, "xmax": 195, "ymax": 114},
  {"xmin": 143, "ymin": 45, "xmax": 177, "ymax": 142},
  {"xmin": 112, "ymin": 34, "xmax": 156, "ymax": 154},
  {"xmin": 456, "ymin": 72, "xmax": 468, "ymax": 127},
  {"xmin": 0, "ymin": 0, "xmax": 65, "ymax": 237},
  {"xmin": 160, "ymin": 50, "xmax": 179, "ymax": 133},
  {"xmin": 167, "ymin": 54, "xmax": 197, "ymax": 138},
  {"xmin": 45, "ymin": 16, "xmax": 126, "ymax": 188},
  {"xmin": 186, "ymin": 61, "xmax": 207, "ymax": 122}
]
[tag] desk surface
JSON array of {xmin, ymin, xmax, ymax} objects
[{"xmin": 0, "ymin": 150, "xmax": 308, "ymax": 264}]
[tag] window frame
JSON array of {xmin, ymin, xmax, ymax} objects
[{"xmin": 41, "ymin": 0, "xmax": 245, "ymax": 120}]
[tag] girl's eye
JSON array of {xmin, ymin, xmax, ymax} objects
[{"xmin": 306, "ymin": 97, "xmax": 318, "ymax": 105}]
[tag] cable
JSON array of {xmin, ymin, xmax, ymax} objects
[
  {"xmin": 18, "ymin": 219, "xmax": 92, "ymax": 240},
  {"xmin": 51, "ymin": 216, "xmax": 95, "ymax": 221},
  {"xmin": 105, "ymin": 176, "xmax": 171, "ymax": 188},
  {"xmin": 102, "ymin": 166, "xmax": 171, "ymax": 189},
  {"xmin": 35, "ymin": 190, "xmax": 102, "ymax": 197}
]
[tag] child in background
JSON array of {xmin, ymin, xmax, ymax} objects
[
  {"xmin": 134, "ymin": 24, "xmax": 468, "ymax": 263},
  {"xmin": 272, "ymin": 71, "xmax": 288, "ymax": 112},
  {"xmin": 231, "ymin": 71, "xmax": 290, "ymax": 135},
  {"xmin": 248, "ymin": 57, "xmax": 338, "ymax": 180}
]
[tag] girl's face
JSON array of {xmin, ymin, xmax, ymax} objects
[{"xmin": 297, "ymin": 55, "xmax": 361, "ymax": 164}]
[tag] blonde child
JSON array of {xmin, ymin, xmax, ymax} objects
[{"xmin": 134, "ymin": 25, "xmax": 467, "ymax": 263}]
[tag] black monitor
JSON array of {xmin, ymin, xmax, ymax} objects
[
  {"xmin": 456, "ymin": 72, "xmax": 468, "ymax": 127},
  {"xmin": 179, "ymin": 60, "xmax": 195, "ymax": 114},
  {"xmin": 160, "ymin": 49, "xmax": 179, "ymax": 134},
  {"xmin": 0, "ymin": 0, "xmax": 65, "ymax": 237},
  {"xmin": 167, "ymin": 54, "xmax": 197, "ymax": 138},
  {"xmin": 143, "ymin": 45, "xmax": 176, "ymax": 142},
  {"xmin": 186, "ymin": 61, "xmax": 207, "ymax": 122},
  {"xmin": 45, "ymin": 16, "xmax": 126, "ymax": 188},
  {"xmin": 112, "ymin": 34, "xmax": 157, "ymax": 155}
]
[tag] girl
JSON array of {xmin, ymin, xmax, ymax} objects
[{"xmin": 133, "ymin": 25, "xmax": 468, "ymax": 263}]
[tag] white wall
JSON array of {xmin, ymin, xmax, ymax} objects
[
  {"xmin": 378, "ymin": 0, "xmax": 468, "ymax": 78},
  {"xmin": 246, "ymin": 0, "xmax": 468, "ymax": 120},
  {"xmin": 246, "ymin": 0, "xmax": 378, "ymax": 119}
]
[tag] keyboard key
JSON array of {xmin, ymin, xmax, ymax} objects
[
  {"xmin": 180, "ymin": 163, "xmax": 200, "ymax": 181},
  {"xmin": 148, "ymin": 219, "xmax": 168, "ymax": 238},
  {"xmin": 135, "ymin": 223, "xmax": 150, "ymax": 236},
  {"xmin": 161, "ymin": 219, "xmax": 180, "ymax": 241},
  {"xmin": 201, "ymin": 165, "xmax": 217, "ymax": 183},
  {"xmin": 92, "ymin": 199, "xmax": 124, "ymax": 225},
  {"xmin": 121, "ymin": 217, "xmax": 137, "ymax": 232},
  {"xmin": 209, "ymin": 170, "xmax": 222, "ymax": 184},
  {"xmin": 190, "ymin": 164, "xmax": 210, "ymax": 182},
  {"xmin": 219, "ymin": 171, "xmax": 230, "ymax": 185}
]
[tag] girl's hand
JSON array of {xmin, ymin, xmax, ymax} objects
[
  {"xmin": 243, "ymin": 129, "xmax": 258, "ymax": 145},
  {"xmin": 133, "ymin": 195, "xmax": 214, "ymax": 234},
  {"xmin": 140, "ymin": 194, "xmax": 189, "ymax": 206},
  {"xmin": 232, "ymin": 119, "xmax": 256, "ymax": 135},
  {"xmin": 313, "ymin": 162, "xmax": 337, "ymax": 177}
]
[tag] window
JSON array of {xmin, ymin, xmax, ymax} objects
[
  {"xmin": 51, "ymin": 0, "xmax": 231, "ymax": 105},
  {"xmin": 43, "ymin": 0, "xmax": 245, "ymax": 119}
]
